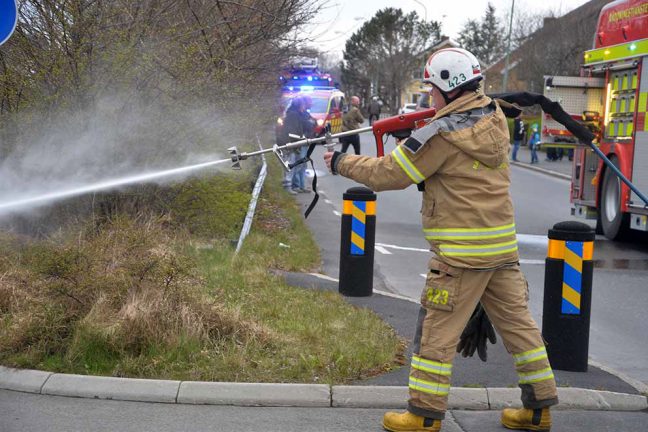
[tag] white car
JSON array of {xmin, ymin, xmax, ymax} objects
[{"xmin": 399, "ymin": 103, "xmax": 417, "ymax": 114}]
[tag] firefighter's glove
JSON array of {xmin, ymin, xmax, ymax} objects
[
  {"xmin": 456, "ymin": 302, "xmax": 497, "ymax": 362},
  {"xmin": 329, "ymin": 151, "xmax": 346, "ymax": 175}
]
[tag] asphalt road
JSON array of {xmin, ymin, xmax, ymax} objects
[
  {"xmin": 299, "ymin": 129, "xmax": 648, "ymax": 387},
  {"xmin": 2, "ymin": 389, "xmax": 646, "ymax": 432}
]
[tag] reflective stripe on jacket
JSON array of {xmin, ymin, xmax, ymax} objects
[{"xmin": 336, "ymin": 89, "xmax": 518, "ymax": 269}]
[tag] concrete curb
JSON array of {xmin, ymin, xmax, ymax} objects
[
  {"xmin": 1, "ymin": 366, "xmax": 646, "ymax": 411},
  {"xmin": 510, "ymin": 160, "xmax": 571, "ymax": 181},
  {"xmin": 178, "ymin": 382, "xmax": 330, "ymax": 407}
]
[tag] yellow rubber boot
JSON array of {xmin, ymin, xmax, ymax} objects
[
  {"xmin": 382, "ymin": 411, "xmax": 441, "ymax": 432},
  {"xmin": 501, "ymin": 407, "xmax": 551, "ymax": 431}
]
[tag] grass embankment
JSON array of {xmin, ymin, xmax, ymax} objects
[{"xmin": 0, "ymin": 164, "xmax": 402, "ymax": 383}]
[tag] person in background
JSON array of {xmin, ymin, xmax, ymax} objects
[
  {"xmin": 292, "ymin": 95, "xmax": 316, "ymax": 193},
  {"xmin": 369, "ymin": 96, "xmax": 382, "ymax": 125},
  {"xmin": 339, "ymin": 95, "xmax": 365, "ymax": 155},
  {"xmin": 279, "ymin": 97, "xmax": 304, "ymax": 195},
  {"xmin": 511, "ymin": 115, "xmax": 524, "ymax": 162},
  {"xmin": 528, "ymin": 123, "xmax": 540, "ymax": 164}
]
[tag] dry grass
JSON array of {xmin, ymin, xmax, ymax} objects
[{"xmin": 0, "ymin": 167, "xmax": 401, "ymax": 383}]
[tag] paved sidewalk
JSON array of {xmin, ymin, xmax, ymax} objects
[{"xmin": 510, "ymin": 145, "xmax": 573, "ymax": 179}]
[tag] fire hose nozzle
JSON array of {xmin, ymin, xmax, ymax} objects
[
  {"xmin": 228, "ymin": 146, "xmax": 243, "ymax": 169},
  {"xmin": 272, "ymin": 144, "xmax": 291, "ymax": 172}
]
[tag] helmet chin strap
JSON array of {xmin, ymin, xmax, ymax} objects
[{"xmin": 437, "ymin": 78, "xmax": 483, "ymax": 105}]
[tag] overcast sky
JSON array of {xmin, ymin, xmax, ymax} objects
[{"xmin": 303, "ymin": 0, "xmax": 592, "ymax": 58}]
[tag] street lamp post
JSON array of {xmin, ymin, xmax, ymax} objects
[
  {"xmin": 502, "ymin": 0, "xmax": 515, "ymax": 92},
  {"xmin": 412, "ymin": 0, "xmax": 428, "ymax": 21}
]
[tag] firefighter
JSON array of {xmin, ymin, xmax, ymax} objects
[{"xmin": 324, "ymin": 48, "xmax": 558, "ymax": 432}]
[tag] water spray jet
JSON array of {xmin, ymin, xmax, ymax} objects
[{"xmin": 0, "ymin": 157, "xmax": 233, "ymax": 214}]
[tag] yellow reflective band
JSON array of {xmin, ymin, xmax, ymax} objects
[
  {"xmin": 564, "ymin": 247, "xmax": 583, "ymax": 273},
  {"xmin": 562, "ymin": 283, "xmax": 581, "ymax": 310},
  {"xmin": 637, "ymin": 92, "xmax": 648, "ymax": 112},
  {"xmin": 409, "ymin": 377, "xmax": 450, "ymax": 396},
  {"xmin": 392, "ymin": 146, "xmax": 425, "ymax": 183},
  {"xmin": 583, "ymin": 241, "xmax": 594, "ymax": 261},
  {"xmin": 365, "ymin": 201, "xmax": 376, "ymax": 216},
  {"xmin": 547, "ymin": 239, "xmax": 565, "ymax": 259},
  {"xmin": 518, "ymin": 367, "xmax": 554, "ymax": 384},
  {"xmin": 439, "ymin": 239, "xmax": 518, "ymax": 257},
  {"xmin": 411, "ymin": 356, "xmax": 453, "ymax": 376},
  {"xmin": 345, "ymin": 200, "xmax": 375, "ymax": 216},
  {"xmin": 513, "ymin": 347, "xmax": 548, "ymax": 366},
  {"xmin": 352, "ymin": 204, "xmax": 366, "ymax": 223},
  {"xmin": 424, "ymin": 223, "xmax": 516, "ymax": 240},
  {"xmin": 343, "ymin": 200, "xmax": 353, "ymax": 215},
  {"xmin": 351, "ymin": 232, "xmax": 365, "ymax": 250},
  {"xmin": 584, "ymin": 39, "xmax": 648, "ymax": 65}
]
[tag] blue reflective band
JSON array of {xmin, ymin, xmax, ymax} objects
[
  {"xmin": 562, "ymin": 299, "xmax": 580, "ymax": 315},
  {"xmin": 350, "ymin": 201, "xmax": 366, "ymax": 256},
  {"xmin": 567, "ymin": 241, "xmax": 583, "ymax": 258},
  {"xmin": 561, "ymin": 241, "xmax": 583, "ymax": 315}
]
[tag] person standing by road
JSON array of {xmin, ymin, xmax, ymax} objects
[
  {"xmin": 511, "ymin": 115, "xmax": 525, "ymax": 162},
  {"xmin": 279, "ymin": 97, "xmax": 305, "ymax": 194},
  {"xmin": 528, "ymin": 123, "xmax": 540, "ymax": 164},
  {"xmin": 292, "ymin": 95, "xmax": 316, "ymax": 193},
  {"xmin": 324, "ymin": 48, "xmax": 557, "ymax": 432},
  {"xmin": 339, "ymin": 95, "xmax": 365, "ymax": 155},
  {"xmin": 369, "ymin": 96, "xmax": 382, "ymax": 125}
]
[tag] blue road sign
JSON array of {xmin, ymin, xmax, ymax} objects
[{"xmin": 0, "ymin": 0, "xmax": 17, "ymax": 46}]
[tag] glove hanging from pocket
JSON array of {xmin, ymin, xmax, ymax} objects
[{"xmin": 457, "ymin": 302, "xmax": 497, "ymax": 362}]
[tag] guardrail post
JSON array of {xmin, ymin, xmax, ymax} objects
[
  {"xmin": 542, "ymin": 221, "xmax": 595, "ymax": 372},
  {"xmin": 339, "ymin": 187, "xmax": 376, "ymax": 297}
]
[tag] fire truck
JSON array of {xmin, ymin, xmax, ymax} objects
[
  {"xmin": 277, "ymin": 57, "xmax": 344, "ymax": 138},
  {"xmin": 543, "ymin": 0, "xmax": 648, "ymax": 240}
]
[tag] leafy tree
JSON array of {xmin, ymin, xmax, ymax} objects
[
  {"xmin": 458, "ymin": 3, "xmax": 505, "ymax": 67},
  {"xmin": 341, "ymin": 8, "xmax": 440, "ymax": 113}
]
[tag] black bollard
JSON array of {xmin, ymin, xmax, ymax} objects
[
  {"xmin": 339, "ymin": 187, "xmax": 376, "ymax": 297},
  {"xmin": 542, "ymin": 221, "xmax": 595, "ymax": 372}
]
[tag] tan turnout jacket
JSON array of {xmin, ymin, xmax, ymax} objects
[{"xmin": 335, "ymin": 90, "xmax": 518, "ymax": 269}]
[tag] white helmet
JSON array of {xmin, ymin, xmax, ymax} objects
[{"xmin": 423, "ymin": 48, "xmax": 482, "ymax": 93}]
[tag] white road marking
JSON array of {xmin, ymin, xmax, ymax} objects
[
  {"xmin": 374, "ymin": 289, "xmax": 419, "ymax": 303},
  {"xmin": 333, "ymin": 210, "xmax": 341, "ymax": 217},
  {"xmin": 324, "ymin": 199, "xmax": 333, "ymax": 205},
  {"xmin": 319, "ymin": 189, "xmax": 327, "ymax": 196},
  {"xmin": 517, "ymin": 233, "xmax": 549, "ymax": 246},
  {"xmin": 309, "ymin": 272, "xmax": 339, "ymax": 282},
  {"xmin": 375, "ymin": 246, "xmax": 392, "ymax": 255},
  {"xmin": 520, "ymin": 259, "xmax": 545, "ymax": 265},
  {"xmin": 308, "ymin": 273, "xmax": 419, "ymax": 302},
  {"xmin": 420, "ymin": 273, "xmax": 427, "ymax": 279},
  {"xmin": 375, "ymin": 242, "xmax": 429, "ymax": 253}
]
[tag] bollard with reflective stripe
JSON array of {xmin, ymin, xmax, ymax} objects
[
  {"xmin": 542, "ymin": 221, "xmax": 595, "ymax": 372},
  {"xmin": 339, "ymin": 187, "xmax": 376, "ymax": 297}
]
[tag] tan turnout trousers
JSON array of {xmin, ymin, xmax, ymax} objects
[{"xmin": 407, "ymin": 258, "xmax": 558, "ymax": 419}]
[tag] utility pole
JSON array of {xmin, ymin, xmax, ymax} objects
[{"xmin": 502, "ymin": 0, "xmax": 515, "ymax": 92}]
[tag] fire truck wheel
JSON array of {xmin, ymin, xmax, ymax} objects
[{"xmin": 600, "ymin": 156, "xmax": 630, "ymax": 241}]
